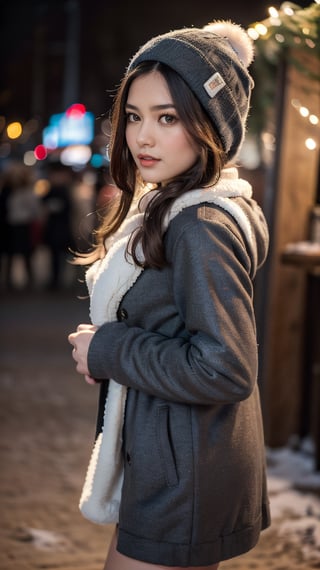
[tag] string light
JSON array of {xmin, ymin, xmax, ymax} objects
[
  {"xmin": 305, "ymin": 38, "xmax": 316, "ymax": 48},
  {"xmin": 288, "ymin": 99, "xmax": 320, "ymax": 151},
  {"xmin": 245, "ymin": 3, "xmax": 319, "ymax": 149},
  {"xmin": 255, "ymin": 23, "xmax": 268, "ymax": 36},
  {"xmin": 270, "ymin": 17, "xmax": 282, "ymax": 26},
  {"xmin": 309, "ymin": 115, "xmax": 319, "ymax": 125},
  {"xmin": 299, "ymin": 106, "xmax": 310, "ymax": 118},
  {"xmin": 268, "ymin": 6, "xmax": 279, "ymax": 18},
  {"xmin": 247, "ymin": 28, "xmax": 260, "ymax": 40},
  {"xmin": 305, "ymin": 138, "xmax": 317, "ymax": 150},
  {"xmin": 291, "ymin": 99, "xmax": 319, "ymax": 125},
  {"xmin": 248, "ymin": 3, "xmax": 318, "ymax": 49},
  {"xmin": 282, "ymin": 3, "xmax": 295, "ymax": 16}
]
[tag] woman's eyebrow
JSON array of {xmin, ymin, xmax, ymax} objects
[{"xmin": 125, "ymin": 103, "xmax": 176, "ymax": 111}]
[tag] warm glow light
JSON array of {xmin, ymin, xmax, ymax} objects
[
  {"xmin": 255, "ymin": 23, "xmax": 268, "ymax": 36},
  {"xmin": 270, "ymin": 17, "xmax": 282, "ymax": 26},
  {"xmin": 283, "ymin": 4, "xmax": 294, "ymax": 16},
  {"xmin": 261, "ymin": 131, "xmax": 276, "ymax": 150},
  {"xmin": 291, "ymin": 98, "xmax": 301, "ymax": 109},
  {"xmin": 7, "ymin": 121, "xmax": 22, "ymax": 139},
  {"xmin": 309, "ymin": 115, "xmax": 319, "ymax": 125},
  {"xmin": 291, "ymin": 100, "xmax": 319, "ymax": 126},
  {"xmin": 299, "ymin": 106, "xmax": 309, "ymax": 118},
  {"xmin": 305, "ymin": 38, "xmax": 316, "ymax": 48},
  {"xmin": 275, "ymin": 34, "xmax": 285, "ymax": 42},
  {"xmin": 239, "ymin": 136, "xmax": 261, "ymax": 170},
  {"xmin": 268, "ymin": 6, "xmax": 279, "ymax": 18},
  {"xmin": 34, "ymin": 179, "xmax": 50, "ymax": 197},
  {"xmin": 247, "ymin": 27, "xmax": 260, "ymax": 40},
  {"xmin": 305, "ymin": 138, "xmax": 317, "ymax": 150}
]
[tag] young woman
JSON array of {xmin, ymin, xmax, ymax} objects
[{"xmin": 68, "ymin": 20, "xmax": 270, "ymax": 570}]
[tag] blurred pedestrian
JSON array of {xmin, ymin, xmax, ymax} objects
[
  {"xmin": 70, "ymin": 168, "xmax": 98, "ymax": 255},
  {"xmin": 42, "ymin": 163, "xmax": 74, "ymax": 290},
  {"xmin": 68, "ymin": 19, "xmax": 270, "ymax": 570},
  {"xmin": 3, "ymin": 162, "xmax": 42, "ymax": 290}
]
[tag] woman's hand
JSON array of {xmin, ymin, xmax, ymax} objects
[{"xmin": 68, "ymin": 324, "xmax": 98, "ymax": 385}]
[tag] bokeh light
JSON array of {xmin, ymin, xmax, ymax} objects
[
  {"xmin": 305, "ymin": 138, "xmax": 317, "ymax": 150},
  {"xmin": 24, "ymin": 150, "xmax": 37, "ymax": 166},
  {"xmin": 34, "ymin": 144, "xmax": 48, "ymax": 160},
  {"xmin": 7, "ymin": 121, "xmax": 22, "ymax": 139},
  {"xmin": 66, "ymin": 103, "xmax": 86, "ymax": 118}
]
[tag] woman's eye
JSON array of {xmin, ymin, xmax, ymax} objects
[
  {"xmin": 127, "ymin": 112, "xmax": 140, "ymax": 122},
  {"xmin": 160, "ymin": 114, "xmax": 177, "ymax": 125}
]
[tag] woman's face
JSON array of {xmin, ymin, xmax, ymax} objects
[{"xmin": 125, "ymin": 71, "xmax": 199, "ymax": 185}]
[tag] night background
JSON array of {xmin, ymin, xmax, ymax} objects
[
  {"xmin": 2, "ymin": 0, "xmax": 271, "ymax": 124},
  {"xmin": 0, "ymin": 0, "xmax": 312, "ymax": 158},
  {"xmin": 1, "ymin": 2, "xmax": 320, "ymax": 569}
]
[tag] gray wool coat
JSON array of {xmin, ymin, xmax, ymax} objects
[{"xmin": 87, "ymin": 196, "xmax": 271, "ymax": 567}]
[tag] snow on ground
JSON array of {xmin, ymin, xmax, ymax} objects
[{"xmin": 266, "ymin": 441, "xmax": 320, "ymax": 563}]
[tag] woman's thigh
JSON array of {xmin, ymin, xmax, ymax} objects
[{"xmin": 103, "ymin": 528, "xmax": 219, "ymax": 570}]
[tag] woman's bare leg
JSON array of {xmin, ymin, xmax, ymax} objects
[{"xmin": 104, "ymin": 528, "xmax": 219, "ymax": 570}]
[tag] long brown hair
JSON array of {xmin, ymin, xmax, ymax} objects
[{"xmin": 81, "ymin": 61, "xmax": 226, "ymax": 267}]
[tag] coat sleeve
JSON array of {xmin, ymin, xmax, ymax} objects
[{"xmin": 87, "ymin": 209, "xmax": 259, "ymax": 405}]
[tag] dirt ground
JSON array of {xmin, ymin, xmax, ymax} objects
[{"xmin": 1, "ymin": 286, "xmax": 320, "ymax": 570}]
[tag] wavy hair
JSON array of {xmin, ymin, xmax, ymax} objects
[{"xmin": 80, "ymin": 61, "xmax": 227, "ymax": 268}]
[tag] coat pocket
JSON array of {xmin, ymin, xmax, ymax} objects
[{"xmin": 156, "ymin": 405, "xmax": 179, "ymax": 487}]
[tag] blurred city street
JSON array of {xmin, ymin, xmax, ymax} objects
[
  {"xmin": 0, "ymin": 280, "xmax": 113, "ymax": 570},
  {"xmin": 1, "ymin": 260, "xmax": 320, "ymax": 569}
]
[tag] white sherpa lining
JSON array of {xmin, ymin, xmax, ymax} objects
[{"xmin": 79, "ymin": 168, "xmax": 256, "ymax": 525}]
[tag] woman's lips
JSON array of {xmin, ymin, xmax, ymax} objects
[{"xmin": 137, "ymin": 154, "xmax": 160, "ymax": 167}]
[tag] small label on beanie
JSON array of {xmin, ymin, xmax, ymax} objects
[{"xmin": 203, "ymin": 72, "xmax": 225, "ymax": 98}]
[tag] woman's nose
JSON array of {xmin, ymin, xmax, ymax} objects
[{"xmin": 136, "ymin": 120, "xmax": 155, "ymax": 146}]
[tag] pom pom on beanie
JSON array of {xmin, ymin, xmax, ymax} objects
[
  {"xmin": 128, "ymin": 20, "xmax": 255, "ymax": 161},
  {"xmin": 203, "ymin": 21, "xmax": 254, "ymax": 68}
]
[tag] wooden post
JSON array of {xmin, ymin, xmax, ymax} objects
[{"xmin": 261, "ymin": 51, "xmax": 320, "ymax": 446}]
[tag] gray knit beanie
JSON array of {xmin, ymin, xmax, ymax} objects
[{"xmin": 128, "ymin": 21, "xmax": 254, "ymax": 161}]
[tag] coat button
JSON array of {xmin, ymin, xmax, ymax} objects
[{"xmin": 117, "ymin": 307, "xmax": 128, "ymax": 321}]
